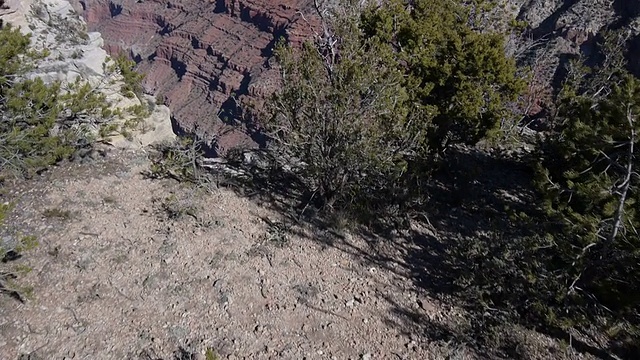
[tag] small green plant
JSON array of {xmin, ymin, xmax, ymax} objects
[
  {"xmin": 205, "ymin": 348, "xmax": 220, "ymax": 360},
  {"xmin": 1, "ymin": 203, "xmax": 38, "ymax": 302},
  {"xmin": 99, "ymin": 123, "xmax": 119, "ymax": 138},
  {"xmin": 107, "ymin": 55, "xmax": 145, "ymax": 98},
  {"xmin": 145, "ymin": 137, "xmax": 210, "ymax": 185},
  {"xmin": 124, "ymin": 104, "xmax": 151, "ymax": 129},
  {"xmin": 263, "ymin": 220, "xmax": 290, "ymax": 248},
  {"xmin": 42, "ymin": 207, "xmax": 73, "ymax": 220},
  {"xmin": 153, "ymin": 194, "xmax": 198, "ymax": 221}
]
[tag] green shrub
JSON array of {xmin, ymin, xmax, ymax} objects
[
  {"xmin": 108, "ymin": 55, "xmax": 145, "ymax": 98},
  {"xmin": 266, "ymin": 0, "xmax": 522, "ymax": 222},
  {"xmin": 532, "ymin": 31, "xmax": 640, "ymax": 354},
  {"xmin": 146, "ymin": 137, "xmax": 208, "ymax": 185},
  {"xmin": 267, "ymin": 24, "xmax": 419, "ymax": 215},
  {"xmin": 0, "ymin": 203, "xmax": 38, "ymax": 302},
  {"xmin": 361, "ymin": 0, "xmax": 524, "ymax": 151},
  {"xmin": 0, "ymin": 24, "xmax": 31, "ymax": 84},
  {"xmin": 0, "ymin": 21, "xmax": 150, "ymax": 176}
]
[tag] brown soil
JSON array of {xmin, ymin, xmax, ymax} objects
[{"xmin": 0, "ymin": 149, "xmax": 596, "ymax": 359}]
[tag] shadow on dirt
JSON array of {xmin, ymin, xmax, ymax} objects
[{"xmin": 215, "ymin": 147, "xmax": 626, "ymax": 360}]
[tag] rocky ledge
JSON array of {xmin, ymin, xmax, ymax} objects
[{"xmin": 1, "ymin": 0, "xmax": 176, "ymax": 150}]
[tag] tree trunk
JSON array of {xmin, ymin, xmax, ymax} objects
[{"xmin": 607, "ymin": 105, "xmax": 635, "ymax": 245}]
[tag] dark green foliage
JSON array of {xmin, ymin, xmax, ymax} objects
[
  {"xmin": 265, "ymin": 0, "xmax": 522, "ymax": 222},
  {"xmin": 534, "ymin": 32, "xmax": 640, "ymax": 352},
  {"xmin": 440, "ymin": 31, "xmax": 640, "ymax": 356},
  {"xmin": 361, "ymin": 0, "xmax": 524, "ymax": 151},
  {"xmin": 267, "ymin": 10, "xmax": 428, "ymax": 218},
  {"xmin": 112, "ymin": 55, "xmax": 145, "ymax": 98},
  {"xmin": 0, "ymin": 72, "xmax": 110, "ymax": 175},
  {"xmin": 0, "ymin": 22, "xmax": 126, "ymax": 176},
  {"xmin": 0, "ymin": 202, "xmax": 38, "ymax": 302},
  {"xmin": 62, "ymin": 78, "xmax": 110, "ymax": 118},
  {"xmin": 0, "ymin": 24, "xmax": 75, "ymax": 175},
  {"xmin": 2, "ymin": 78, "xmax": 76, "ymax": 172},
  {"xmin": 0, "ymin": 24, "xmax": 31, "ymax": 89}
]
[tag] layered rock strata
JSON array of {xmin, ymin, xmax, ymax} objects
[{"xmin": 74, "ymin": 0, "xmax": 317, "ymax": 154}]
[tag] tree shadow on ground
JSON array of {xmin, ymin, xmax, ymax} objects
[{"xmin": 216, "ymin": 147, "xmax": 626, "ymax": 360}]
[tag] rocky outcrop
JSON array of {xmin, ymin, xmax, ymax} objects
[
  {"xmin": 516, "ymin": 0, "xmax": 640, "ymax": 64},
  {"xmin": 73, "ymin": 0, "xmax": 317, "ymax": 154},
  {"xmin": 0, "ymin": 0, "xmax": 176, "ymax": 150},
  {"xmin": 503, "ymin": 0, "xmax": 640, "ymax": 119}
]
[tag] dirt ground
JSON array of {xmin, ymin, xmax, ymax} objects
[{"xmin": 0, "ymin": 148, "xmax": 594, "ymax": 360}]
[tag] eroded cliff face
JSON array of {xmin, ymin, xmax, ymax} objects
[
  {"xmin": 513, "ymin": 0, "xmax": 640, "ymax": 119},
  {"xmin": 73, "ymin": 0, "xmax": 317, "ymax": 154},
  {"xmin": 515, "ymin": 0, "xmax": 640, "ymax": 50}
]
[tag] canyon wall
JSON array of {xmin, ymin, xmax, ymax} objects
[
  {"xmin": 74, "ymin": 0, "xmax": 640, "ymax": 153},
  {"xmin": 73, "ymin": 0, "xmax": 317, "ymax": 154}
]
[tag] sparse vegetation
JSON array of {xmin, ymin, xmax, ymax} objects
[
  {"xmin": 42, "ymin": 207, "xmax": 73, "ymax": 220},
  {"xmin": 109, "ymin": 54, "xmax": 145, "ymax": 99},
  {"xmin": 0, "ymin": 203, "xmax": 38, "ymax": 302},
  {"xmin": 265, "ymin": 0, "xmax": 523, "ymax": 226},
  {"xmin": 146, "ymin": 137, "xmax": 211, "ymax": 186},
  {"xmin": 3, "ymin": 0, "xmax": 640, "ymax": 358}
]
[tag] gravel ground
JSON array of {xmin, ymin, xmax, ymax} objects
[
  {"xmin": 0, "ymin": 149, "xmax": 464, "ymax": 360},
  {"xmin": 0, "ymin": 149, "xmax": 598, "ymax": 360}
]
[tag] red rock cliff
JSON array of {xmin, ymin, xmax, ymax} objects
[{"xmin": 74, "ymin": 0, "xmax": 317, "ymax": 153}]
